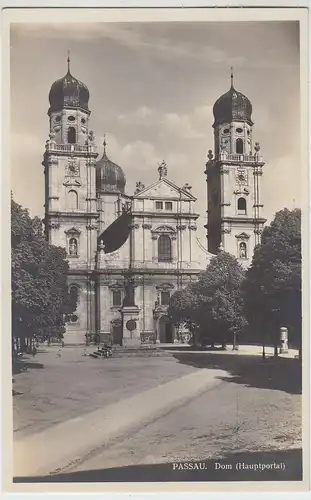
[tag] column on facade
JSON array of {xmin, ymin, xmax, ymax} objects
[
  {"xmin": 188, "ymin": 223, "xmax": 197, "ymax": 263},
  {"xmin": 133, "ymin": 224, "xmax": 142, "ymax": 264},
  {"xmin": 67, "ymin": 279, "xmax": 88, "ymax": 340},
  {"xmin": 99, "ymin": 282, "xmax": 111, "ymax": 334},
  {"xmin": 143, "ymin": 283, "xmax": 156, "ymax": 334},
  {"xmin": 47, "ymin": 154, "xmax": 59, "ymax": 212},
  {"xmin": 171, "ymin": 233, "xmax": 177, "ymax": 263},
  {"xmin": 151, "ymin": 233, "xmax": 157, "ymax": 262},
  {"xmin": 182, "ymin": 224, "xmax": 191, "ymax": 264},
  {"xmin": 142, "ymin": 224, "xmax": 152, "ymax": 265}
]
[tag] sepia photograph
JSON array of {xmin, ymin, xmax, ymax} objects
[{"xmin": 2, "ymin": 6, "xmax": 309, "ymax": 493}]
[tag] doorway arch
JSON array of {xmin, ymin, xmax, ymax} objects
[
  {"xmin": 158, "ymin": 315, "xmax": 173, "ymax": 343},
  {"xmin": 111, "ymin": 318, "xmax": 122, "ymax": 346}
]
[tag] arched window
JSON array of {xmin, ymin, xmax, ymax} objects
[
  {"xmin": 237, "ymin": 197, "xmax": 247, "ymax": 215},
  {"xmin": 67, "ymin": 127, "xmax": 76, "ymax": 144},
  {"xmin": 112, "ymin": 290, "xmax": 122, "ymax": 307},
  {"xmin": 236, "ymin": 138, "xmax": 244, "ymax": 154},
  {"xmin": 158, "ymin": 235, "xmax": 172, "ymax": 262},
  {"xmin": 68, "ymin": 190, "xmax": 78, "ymax": 210},
  {"xmin": 161, "ymin": 291, "xmax": 171, "ymax": 306},
  {"xmin": 68, "ymin": 237, "xmax": 78, "ymax": 256}
]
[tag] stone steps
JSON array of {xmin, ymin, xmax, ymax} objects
[
  {"xmin": 111, "ymin": 351, "xmax": 171, "ymax": 358},
  {"xmin": 89, "ymin": 345, "xmax": 171, "ymax": 358}
]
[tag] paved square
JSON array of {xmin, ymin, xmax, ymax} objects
[{"xmin": 13, "ymin": 347, "xmax": 302, "ymax": 479}]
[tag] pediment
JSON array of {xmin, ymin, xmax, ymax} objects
[
  {"xmin": 64, "ymin": 227, "xmax": 81, "ymax": 235},
  {"xmin": 152, "ymin": 225, "xmax": 176, "ymax": 234},
  {"xmin": 235, "ymin": 232, "xmax": 250, "ymax": 240},
  {"xmin": 135, "ymin": 178, "xmax": 196, "ymax": 201}
]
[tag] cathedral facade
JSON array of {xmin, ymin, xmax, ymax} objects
[{"xmin": 43, "ymin": 60, "xmax": 265, "ymax": 345}]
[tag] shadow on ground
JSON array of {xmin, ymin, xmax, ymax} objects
[
  {"xmin": 12, "ymin": 359, "xmax": 44, "ymax": 375},
  {"xmin": 173, "ymin": 353, "xmax": 302, "ymax": 395},
  {"xmin": 14, "ymin": 448, "xmax": 302, "ymax": 483}
]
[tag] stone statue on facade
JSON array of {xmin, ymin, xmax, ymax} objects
[
  {"xmin": 135, "ymin": 181, "xmax": 145, "ymax": 194},
  {"xmin": 123, "ymin": 277, "xmax": 135, "ymax": 306},
  {"xmin": 239, "ymin": 242, "xmax": 247, "ymax": 259},
  {"xmin": 69, "ymin": 238, "xmax": 78, "ymax": 256},
  {"xmin": 158, "ymin": 160, "xmax": 168, "ymax": 180},
  {"xmin": 88, "ymin": 130, "xmax": 95, "ymax": 143}
]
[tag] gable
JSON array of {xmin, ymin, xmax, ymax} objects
[
  {"xmin": 235, "ymin": 232, "xmax": 250, "ymax": 240},
  {"xmin": 135, "ymin": 178, "xmax": 196, "ymax": 201}
]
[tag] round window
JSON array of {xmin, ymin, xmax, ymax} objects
[
  {"xmin": 223, "ymin": 128, "xmax": 230, "ymax": 134},
  {"xmin": 55, "ymin": 115, "xmax": 61, "ymax": 122},
  {"xmin": 71, "ymin": 314, "xmax": 78, "ymax": 323},
  {"xmin": 68, "ymin": 115, "xmax": 76, "ymax": 122},
  {"xmin": 236, "ymin": 128, "xmax": 243, "ymax": 133},
  {"xmin": 81, "ymin": 118, "xmax": 86, "ymax": 124}
]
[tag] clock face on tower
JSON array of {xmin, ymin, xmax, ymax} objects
[
  {"xmin": 236, "ymin": 168, "xmax": 248, "ymax": 185},
  {"xmin": 66, "ymin": 157, "xmax": 80, "ymax": 177}
]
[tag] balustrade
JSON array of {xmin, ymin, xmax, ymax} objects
[
  {"xmin": 217, "ymin": 153, "xmax": 263, "ymax": 163},
  {"xmin": 46, "ymin": 143, "xmax": 90, "ymax": 153}
]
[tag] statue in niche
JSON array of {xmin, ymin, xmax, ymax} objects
[
  {"xmin": 123, "ymin": 276, "xmax": 135, "ymax": 306},
  {"xmin": 69, "ymin": 238, "xmax": 78, "ymax": 256},
  {"xmin": 239, "ymin": 242, "xmax": 247, "ymax": 259}
]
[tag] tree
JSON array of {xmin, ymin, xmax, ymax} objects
[
  {"xmin": 193, "ymin": 252, "xmax": 247, "ymax": 347},
  {"xmin": 168, "ymin": 252, "xmax": 247, "ymax": 347},
  {"xmin": 243, "ymin": 208, "xmax": 301, "ymax": 354},
  {"xmin": 11, "ymin": 199, "xmax": 76, "ymax": 354},
  {"xmin": 167, "ymin": 285, "xmax": 202, "ymax": 344}
]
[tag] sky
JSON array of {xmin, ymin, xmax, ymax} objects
[{"xmin": 10, "ymin": 21, "xmax": 300, "ymax": 247}]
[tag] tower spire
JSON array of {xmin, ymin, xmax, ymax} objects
[
  {"xmin": 103, "ymin": 134, "xmax": 107, "ymax": 155},
  {"xmin": 230, "ymin": 66, "xmax": 234, "ymax": 88},
  {"xmin": 67, "ymin": 50, "xmax": 71, "ymax": 73}
]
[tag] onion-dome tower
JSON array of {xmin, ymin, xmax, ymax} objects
[
  {"xmin": 96, "ymin": 137, "xmax": 126, "ymax": 194},
  {"xmin": 205, "ymin": 68, "xmax": 266, "ymax": 263}
]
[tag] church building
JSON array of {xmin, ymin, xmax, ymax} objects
[{"xmin": 43, "ymin": 60, "xmax": 265, "ymax": 345}]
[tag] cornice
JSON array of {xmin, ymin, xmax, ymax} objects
[
  {"xmin": 221, "ymin": 217, "xmax": 267, "ymax": 224},
  {"xmin": 46, "ymin": 211, "xmax": 99, "ymax": 219},
  {"xmin": 131, "ymin": 211, "xmax": 199, "ymax": 220}
]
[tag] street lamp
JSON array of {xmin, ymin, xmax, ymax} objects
[{"xmin": 260, "ymin": 286, "xmax": 266, "ymax": 359}]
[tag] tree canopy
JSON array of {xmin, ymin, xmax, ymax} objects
[
  {"xmin": 243, "ymin": 208, "xmax": 301, "ymax": 348},
  {"xmin": 11, "ymin": 199, "xmax": 76, "ymax": 348},
  {"xmin": 168, "ymin": 252, "xmax": 246, "ymax": 346}
]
